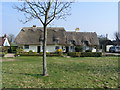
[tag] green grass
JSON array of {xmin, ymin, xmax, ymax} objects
[{"xmin": 2, "ymin": 56, "xmax": 119, "ymax": 88}]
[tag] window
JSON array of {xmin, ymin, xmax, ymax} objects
[
  {"xmin": 70, "ymin": 46, "xmax": 74, "ymax": 50},
  {"xmin": 84, "ymin": 41, "xmax": 89, "ymax": 46},
  {"xmin": 53, "ymin": 38, "xmax": 59, "ymax": 43},
  {"xmin": 55, "ymin": 46, "xmax": 59, "ymax": 50},
  {"xmin": 70, "ymin": 40, "xmax": 76, "ymax": 45},
  {"xmin": 24, "ymin": 45, "xmax": 29, "ymax": 49}
]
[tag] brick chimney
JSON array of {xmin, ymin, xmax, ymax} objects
[{"xmin": 33, "ymin": 25, "xmax": 36, "ymax": 27}]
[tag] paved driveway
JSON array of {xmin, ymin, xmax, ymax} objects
[{"xmin": 103, "ymin": 52, "xmax": 120, "ymax": 56}]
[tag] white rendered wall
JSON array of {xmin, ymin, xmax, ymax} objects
[
  {"xmin": 3, "ymin": 38, "xmax": 10, "ymax": 46},
  {"xmin": 92, "ymin": 48, "xmax": 96, "ymax": 52},
  {"xmin": 23, "ymin": 45, "xmax": 37, "ymax": 52},
  {"xmin": 41, "ymin": 45, "xmax": 63, "ymax": 52},
  {"xmin": 23, "ymin": 45, "xmax": 64, "ymax": 52},
  {"xmin": 106, "ymin": 45, "xmax": 113, "ymax": 52}
]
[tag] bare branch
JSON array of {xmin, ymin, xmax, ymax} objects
[{"xmin": 25, "ymin": 0, "xmax": 44, "ymax": 24}]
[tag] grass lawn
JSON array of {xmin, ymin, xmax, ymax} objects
[{"xmin": 2, "ymin": 56, "xmax": 119, "ymax": 88}]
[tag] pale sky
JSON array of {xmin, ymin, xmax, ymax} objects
[{"xmin": 0, "ymin": 1, "xmax": 118, "ymax": 40}]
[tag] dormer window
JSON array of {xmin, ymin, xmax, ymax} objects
[
  {"xmin": 21, "ymin": 29, "xmax": 25, "ymax": 32},
  {"xmin": 84, "ymin": 41, "xmax": 89, "ymax": 46},
  {"xmin": 70, "ymin": 40, "xmax": 76, "ymax": 45},
  {"xmin": 39, "ymin": 35, "xmax": 43, "ymax": 42},
  {"xmin": 53, "ymin": 36, "xmax": 59, "ymax": 44}
]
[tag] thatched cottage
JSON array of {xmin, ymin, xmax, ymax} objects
[{"xmin": 15, "ymin": 26, "xmax": 99, "ymax": 52}]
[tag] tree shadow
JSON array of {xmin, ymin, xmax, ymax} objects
[{"xmin": 2, "ymin": 71, "xmax": 43, "ymax": 78}]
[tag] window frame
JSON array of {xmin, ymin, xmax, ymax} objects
[
  {"xmin": 24, "ymin": 45, "xmax": 29, "ymax": 49},
  {"xmin": 55, "ymin": 46, "xmax": 60, "ymax": 50}
]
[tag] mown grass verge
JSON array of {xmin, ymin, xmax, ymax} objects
[{"xmin": 2, "ymin": 56, "xmax": 119, "ymax": 88}]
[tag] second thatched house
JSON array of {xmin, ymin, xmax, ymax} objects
[{"xmin": 15, "ymin": 26, "xmax": 99, "ymax": 52}]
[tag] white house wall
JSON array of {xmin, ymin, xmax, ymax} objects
[
  {"xmin": 106, "ymin": 45, "xmax": 113, "ymax": 52},
  {"xmin": 3, "ymin": 38, "xmax": 10, "ymax": 46},
  {"xmin": 40, "ymin": 45, "xmax": 64, "ymax": 52},
  {"xmin": 92, "ymin": 48, "xmax": 96, "ymax": 52},
  {"xmin": 23, "ymin": 45, "xmax": 65, "ymax": 52},
  {"xmin": 23, "ymin": 45, "xmax": 37, "ymax": 52}
]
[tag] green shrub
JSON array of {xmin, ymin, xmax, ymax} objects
[
  {"xmin": 68, "ymin": 52, "xmax": 81, "ymax": 57},
  {"xmin": 55, "ymin": 49, "xmax": 63, "ymax": 56},
  {"xmin": 85, "ymin": 50, "xmax": 92, "ymax": 52},
  {"xmin": 16, "ymin": 51, "xmax": 60, "ymax": 57},
  {"xmin": 67, "ymin": 52, "xmax": 102, "ymax": 57},
  {"xmin": 33, "ymin": 52, "xmax": 37, "ymax": 54},
  {"xmin": 16, "ymin": 49, "xmax": 24, "ymax": 54},
  {"xmin": 11, "ymin": 46, "xmax": 17, "ymax": 53},
  {"xmin": 28, "ymin": 50, "xmax": 34, "ymax": 54},
  {"xmin": 0, "ymin": 46, "xmax": 9, "ymax": 53},
  {"xmin": 39, "ymin": 52, "xmax": 43, "ymax": 55},
  {"xmin": 75, "ymin": 46, "xmax": 83, "ymax": 52},
  {"xmin": 29, "ymin": 50, "xmax": 33, "ymax": 53},
  {"xmin": 46, "ymin": 52, "xmax": 50, "ymax": 55},
  {"xmin": 81, "ymin": 52, "xmax": 102, "ymax": 57}
]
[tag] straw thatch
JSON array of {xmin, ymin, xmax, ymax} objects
[
  {"xmin": 66, "ymin": 32, "xmax": 99, "ymax": 46},
  {"xmin": 15, "ymin": 27, "xmax": 99, "ymax": 46},
  {"xmin": 15, "ymin": 27, "xmax": 66, "ymax": 45}
]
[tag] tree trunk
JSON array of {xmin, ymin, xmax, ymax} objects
[{"xmin": 42, "ymin": 25, "xmax": 48, "ymax": 76}]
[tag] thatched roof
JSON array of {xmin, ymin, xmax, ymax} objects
[
  {"xmin": 66, "ymin": 32, "xmax": 99, "ymax": 46},
  {"xmin": 15, "ymin": 27, "xmax": 66, "ymax": 45},
  {"xmin": 15, "ymin": 26, "xmax": 99, "ymax": 46}
]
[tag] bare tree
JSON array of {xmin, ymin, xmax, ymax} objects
[
  {"xmin": 114, "ymin": 32, "xmax": 120, "ymax": 41},
  {"xmin": 14, "ymin": 0, "xmax": 72, "ymax": 76},
  {"xmin": 7, "ymin": 34, "xmax": 15, "ymax": 43}
]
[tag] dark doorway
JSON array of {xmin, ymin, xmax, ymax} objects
[
  {"xmin": 66, "ymin": 46, "xmax": 69, "ymax": 53},
  {"xmin": 37, "ymin": 46, "xmax": 41, "ymax": 53}
]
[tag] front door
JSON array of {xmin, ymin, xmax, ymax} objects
[
  {"xmin": 37, "ymin": 46, "xmax": 41, "ymax": 53},
  {"xmin": 66, "ymin": 46, "xmax": 69, "ymax": 53}
]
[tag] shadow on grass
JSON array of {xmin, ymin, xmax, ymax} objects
[{"xmin": 3, "ymin": 71, "xmax": 43, "ymax": 78}]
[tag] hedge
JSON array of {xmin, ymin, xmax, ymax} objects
[
  {"xmin": 15, "ymin": 52, "xmax": 60, "ymax": 57},
  {"xmin": 67, "ymin": 52, "xmax": 102, "ymax": 57},
  {"xmin": 67, "ymin": 52, "xmax": 81, "ymax": 57},
  {"xmin": 81, "ymin": 52, "xmax": 102, "ymax": 57}
]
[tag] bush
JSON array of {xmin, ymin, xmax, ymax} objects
[
  {"xmin": 16, "ymin": 49, "xmax": 24, "ymax": 54},
  {"xmin": 39, "ymin": 52, "xmax": 43, "ymax": 55},
  {"xmin": 28, "ymin": 50, "xmax": 34, "ymax": 54},
  {"xmin": 10, "ymin": 46, "xmax": 17, "ymax": 53},
  {"xmin": 67, "ymin": 52, "xmax": 102, "ymax": 57},
  {"xmin": 29, "ymin": 50, "xmax": 33, "ymax": 53},
  {"xmin": 0, "ymin": 46, "xmax": 9, "ymax": 53},
  {"xmin": 75, "ymin": 46, "xmax": 83, "ymax": 52},
  {"xmin": 68, "ymin": 52, "xmax": 81, "ymax": 57},
  {"xmin": 85, "ymin": 50, "xmax": 92, "ymax": 52},
  {"xmin": 81, "ymin": 52, "xmax": 102, "ymax": 57},
  {"xmin": 16, "ymin": 51, "xmax": 60, "ymax": 57},
  {"xmin": 56, "ymin": 49, "xmax": 63, "ymax": 56}
]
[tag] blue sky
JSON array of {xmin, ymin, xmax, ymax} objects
[{"xmin": 0, "ymin": 2, "xmax": 118, "ymax": 40}]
